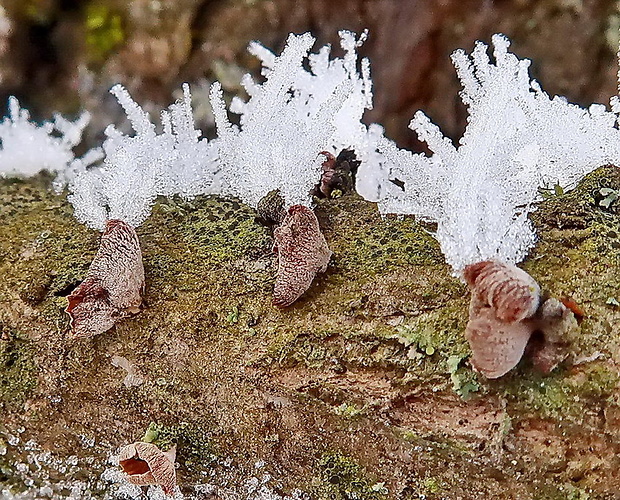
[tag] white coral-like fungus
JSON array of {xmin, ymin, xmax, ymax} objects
[
  {"xmin": 376, "ymin": 34, "xmax": 620, "ymax": 275},
  {"xmin": 210, "ymin": 30, "xmax": 375, "ymax": 209}
]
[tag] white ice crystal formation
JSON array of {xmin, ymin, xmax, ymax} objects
[
  {"xmin": 69, "ymin": 83, "xmax": 219, "ymax": 230},
  {"xmin": 60, "ymin": 30, "xmax": 382, "ymax": 229},
  {"xmin": 0, "ymin": 97, "xmax": 102, "ymax": 188},
  {"xmin": 210, "ymin": 30, "xmax": 382, "ymax": 209},
  {"xmin": 377, "ymin": 33, "xmax": 620, "ymax": 275}
]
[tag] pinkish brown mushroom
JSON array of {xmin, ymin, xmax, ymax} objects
[
  {"xmin": 273, "ymin": 205, "xmax": 332, "ymax": 307},
  {"xmin": 118, "ymin": 442, "xmax": 177, "ymax": 496},
  {"xmin": 464, "ymin": 260, "xmax": 577, "ymax": 378},
  {"xmin": 464, "ymin": 260, "xmax": 540, "ymax": 323},
  {"xmin": 465, "ymin": 303, "xmax": 534, "ymax": 378},
  {"xmin": 67, "ymin": 219, "xmax": 145, "ymax": 338}
]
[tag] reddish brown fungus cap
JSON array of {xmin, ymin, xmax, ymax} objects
[
  {"xmin": 67, "ymin": 219, "xmax": 145, "ymax": 338},
  {"xmin": 273, "ymin": 205, "xmax": 332, "ymax": 307}
]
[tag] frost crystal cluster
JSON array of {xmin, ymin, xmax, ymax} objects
[
  {"xmin": 210, "ymin": 30, "xmax": 376, "ymax": 208},
  {"xmin": 0, "ymin": 97, "xmax": 100, "ymax": 187},
  {"xmin": 377, "ymin": 34, "xmax": 620, "ymax": 274},
  {"xmin": 69, "ymin": 84, "xmax": 218, "ymax": 230},
  {"xmin": 70, "ymin": 29, "xmax": 376, "ymax": 230}
]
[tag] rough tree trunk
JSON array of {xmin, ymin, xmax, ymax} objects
[{"xmin": 0, "ymin": 166, "xmax": 619, "ymax": 499}]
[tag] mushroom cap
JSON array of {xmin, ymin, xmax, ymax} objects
[
  {"xmin": 273, "ymin": 205, "xmax": 332, "ymax": 307},
  {"xmin": 464, "ymin": 260, "xmax": 540, "ymax": 323},
  {"xmin": 118, "ymin": 442, "xmax": 177, "ymax": 496},
  {"xmin": 67, "ymin": 219, "xmax": 145, "ymax": 338},
  {"xmin": 257, "ymin": 189, "xmax": 286, "ymax": 225}
]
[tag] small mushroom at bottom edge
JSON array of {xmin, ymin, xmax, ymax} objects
[{"xmin": 118, "ymin": 441, "xmax": 177, "ymax": 496}]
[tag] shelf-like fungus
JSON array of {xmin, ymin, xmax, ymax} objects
[{"xmin": 273, "ymin": 205, "xmax": 332, "ymax": 307}]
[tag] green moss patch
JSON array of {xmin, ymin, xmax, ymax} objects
[
  {"xmin": 501, "ymin": 362, "xmax": 619, "ymax": 423},
  {"xmin": 84, "ymin": 3, "xmax": 125, "ymax": 63},
  {"xmin": 316, "ymin": 194, "xmax": 444, "ymax": 278},
  {"xmin": 0, "ymin": 327, "xmax": 37, "ymax": 410}
]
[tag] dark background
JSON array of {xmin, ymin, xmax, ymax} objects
[{"xmin": 0, "ymin": 0, "xmax": 618, "ymax": 149}]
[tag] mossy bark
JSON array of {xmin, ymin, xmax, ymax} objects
[{"xmin": 0, "ymin": 168, "xmax": 619, "ymax": 499}]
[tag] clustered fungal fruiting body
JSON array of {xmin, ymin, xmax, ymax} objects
[
  {"xmin": 273, "ymin": 205, "xmax": 332, "ymax": 307},
  {"xmin": 464, "ymin": 260, "xmax": 577, "ymax": 378},
  {"xmin": 464, "ymin": 261, "xmax": 541, "ymax": 378},
  {"xmin": 256, "ymin": 148, "xmax": 362, "ymax": 308},
  {"xmin": 118, "ymin": 442, "xmax": 177, "ymax": 496},
  {"xmin": 66, "ymin": 219, "xmax": 144, "ymax": 339}
]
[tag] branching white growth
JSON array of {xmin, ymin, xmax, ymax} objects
[
  {"xmin": 378, "ymin": 34, "xmax": 620, "ymax": 275},
  {"xmin": 527, "ymin": 86, "xmax": 620, "ymax": 188},
  {"xmin": 69, "ymin": 167, "xmax": 108, "ymax": 233},
  {"xmin": 0, "ymin": 97, "xmax": 101, "ymax": 186},
  {"xmin": 161, "ymin": 83, "xmax": 222, "ymax": 199},
  {"xmin": 211, "ymin": 31, "xmax": 375, "ymax": 208},
  {"xmin": 69, "ymin": 83, "xmax": 219, "ymax": 230}
]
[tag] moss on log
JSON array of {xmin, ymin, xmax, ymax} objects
[{"xmin": 0, "ymin": 167, "xmax": 619, "ymax": 499}]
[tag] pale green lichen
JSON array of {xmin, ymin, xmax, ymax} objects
[
  {"xmin": 422, "ymin": 477, "xmax": 442, "ymax": 494},
  {"xmin": 502, "ymin": 362, "xmax": 619, "ymax": 422},
  {"xmin": 333, "ymin": 402, "xmax": 365, "ymax": 419},
  {"xmin": 446, "ymin": 354, "xmax": 480, "ymax": 400}
]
